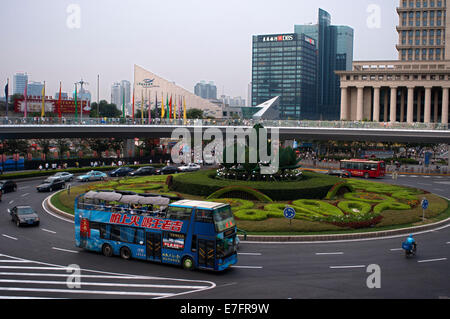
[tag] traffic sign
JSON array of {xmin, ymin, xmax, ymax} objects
[
  {"xmin": 422, "ymin": 199, "xmax": 429, "ymax": 210},
  {"xmin": 283, "ymin": 206, "xmax": 296, "ymax": 220}
]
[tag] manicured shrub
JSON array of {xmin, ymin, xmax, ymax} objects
[
  {"xmin": 325, "ymin": 182, "xmax": 354, "ymax": 200},
  {"xmin": 337, "ymin": 201, "xmax": 372, "ymax": 215},
  {"xmin": 207, "ymin": 186, "xmax": 273, "ymax": 202},
  {"xmin": 211, "ymin": 198, "xmax": 255, "ymax": 212},
  {"xmin": 234, "ymin": 209, "xmax": 268, "ymax": 221},
  {"xmin": 292, "ymin": 199, "xmax": 344, "ymax": 217},
  {"xmin": 343, "ymin": 192, "xmax": 394, "ymax": 203},
  {"xmin": 373, "ymin": 202, "xmax": 411, "ymax": 214}
]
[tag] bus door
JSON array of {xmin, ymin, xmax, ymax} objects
[
  {"xmin": 146, "ymin": 232, "xmax": 162, "ymax": 262},
  {"xmin": 198, "ymin": 237, "xmax": 215, "ymax": 269}
]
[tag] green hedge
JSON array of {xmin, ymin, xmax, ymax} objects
[
  {"xmin": 337, "ymin": 201, "xmax": 372, "ymax": 215},
  {"xmin": 170, "ymin": 169, "xmax": 340, "ymax": 201},
  {"xmin": 1, "ymin": 164, "xmax": 165, "ymax": 180},
  {"xmin": 343, "ymin": 192, "xmax": 394, "ymax": 203},
  {"xmin": 207, "ymin": 186, "xmax": 273, "ymax": 202},
  {"xmin": 373, "ymin": 202, "xmax": 411, "ymax": 214},
  {"xmin": 292, "ymin": 199, "xmax": 344, "ymax": 217}
]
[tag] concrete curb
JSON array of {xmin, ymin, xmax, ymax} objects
[
  {"xmin": 44, "ymin": 190, "xmax": 75, "ymax": 221},
  {"xmin": 238, "ymin": 217, "xmax": 450, "ymax": 242},
  {"xmin": 45, "ymin": 190, "xmax": 450, "ymax": 243}
]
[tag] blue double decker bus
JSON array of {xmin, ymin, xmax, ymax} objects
[{"xmin": 74, "ymin": 191, "xmax": 238, "ymax": 271}]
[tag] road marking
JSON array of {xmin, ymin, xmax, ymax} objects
[
  {"xmin": 18, "ymin": 186, "xmax": 30, "ymax": 190},
  {"xmin": 8, "ymin": 201, "xmax": 13, "ymax": 205},
  {"xmin": 231, "ymin": 265, "xmax": 263, "ymax": 269},
  {"xmin": 1, "ymin": 235, "xmax": 18, "ymax": 241},
  {"xmin": 0, "ymin": 260, "xmax": 32, "ymax": 263},
  {"xmin": 20, "ymin": 193, "xmax": 29, "ymax": 197},
  {"xmin": 41, "ymin": 229, "xmax": 57, "ymax": 234},
  {"xmin": 238, "ymin": 253, "xmax": 262, "ymax": 256},
  {"xmin": 0, "ymin": 279, "xmax": 209, "ymax": 290},
  {"xmin": 316, "ymin": 252, "xmax": 344, "ymax": 255},
  {"xmin": 52, "ymin": 247, "xmax": 79, "ymax": 254},
  {"xmin": 418, "ymin": 258, "xmax": 447, "ymax": 263},
  {"xmin": 329, "ymin": 265, "xmax": 366, "ymax": 269},
  {"xmin": 390, "ymin": 248, "xmax": 403, "ymax": 251},
  {"xmin": 0, "ymin": 287, "xmax": 174, "ymax": 298}
]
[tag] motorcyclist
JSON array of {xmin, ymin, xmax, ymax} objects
[{"xmin": 403, "ymin": 234, "xmax": 417, "ymax": 253}]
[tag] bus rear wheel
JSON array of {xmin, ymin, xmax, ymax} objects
[
  {"xmin": 102, "ymin": 244, "xmax": 113, "ymax": 257},
  {"xmin": 182, "ymin": 256, "xmax": 194, "ymax": 271},
  {"xmin": 120, "ymin": 247, "xmax": 132, "ymax": 260}
]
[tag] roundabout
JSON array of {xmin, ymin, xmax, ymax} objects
[{"xmin": 0, "ymin": 173, "xmax": 449, "ymax": 299}]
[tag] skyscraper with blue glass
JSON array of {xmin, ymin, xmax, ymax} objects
[{"xmin": 295, "ymin": 9, "xmax": 354, "ymax": 120}]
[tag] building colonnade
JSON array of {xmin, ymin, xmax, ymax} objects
[{"xmin": 340, "ymin": 85, "xmax": 449, "ymax": 124}]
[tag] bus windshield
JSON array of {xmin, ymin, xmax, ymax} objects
[{"xmin": 213, "ymin": 206, "xmax": 235, "ymax": 232}]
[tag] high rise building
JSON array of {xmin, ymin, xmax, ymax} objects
[
  {"xmin": 337, "ymin": 0, "xmax": 450, "ymax": 124},
  {"xmin": 295, "ymin": 9, "xmax": 354, "ymax": 120},
  {"xmin": 13, "ymin": 73, "xmax": 28, "ymax": 95},
  {"xmin": 251, "ymin": 33, "xmax": 318, "ymax": 119},
  {"xmin": 27, "ymin": 82, "xmax": 44, "ymax": 97},
  {"xmin": 111, "ymin": 81, "xmax": 131, "ymax": 114},
  {"xmin": 194, "ymin": 81, "xmax": 217, "ymax": 100}
]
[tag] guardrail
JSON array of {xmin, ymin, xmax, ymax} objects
[{"xmin": 0, "ymin": 117, "xmax": 448, "ymax": 131}]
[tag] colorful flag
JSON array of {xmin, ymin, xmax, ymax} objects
[
  {"xmin": 152, "ymin": 92, "xmax": 156, "ymax": 122},
  {"xmin": 166, "ymin": 94, "xmax": 170, "ymax": 120},
  {"xmin": 4, "ymin": 79, "xmax": 9, "ymax": 117},
  {"xmin": 74, "ymin": 84, "xmax": 78, "ymax": 120},
  {"xmin": 58, "ymin": 82, "xmax": 62, "ymax": 119},
  {"xmin": 173, "ymin": 95, "xmax": 177, "ymax": 120},
  {"xmin": 141, "ymin": 89, "xmax": 144, "ymax": 123},
  {"xmin": 24, "ymin": 79, "xmax": 28, "ymax": 118},
  {"xmin": 169, "ymin": 95, "xmax": 172, "ymax": 119},
  {"xmin": 183, "ymin": 96, "xmax": 187, "ymax": 124},
  {"xmin": 161, "ymin": 92, "xmax": 165, "ymax": 119},
  {"xmin": 132, "ymin": 86, "xmax": 135, "ymax": 120},
  {"xmin": 41, "ymin": 81, "xmax": 46, "ymax": 117}
]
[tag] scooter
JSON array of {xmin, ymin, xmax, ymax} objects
[{"xmin": 402, "ymin": 242, "xmax": 417, "ymax": 258}]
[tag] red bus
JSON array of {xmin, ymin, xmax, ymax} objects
[{"xmin": 340, "ymin": 159, "xmax": 386, "ymax": 179}]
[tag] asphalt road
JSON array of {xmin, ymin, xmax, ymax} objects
[{"xmin": 0, "ymin": 175, "xmax": 448, "ymax": 299}]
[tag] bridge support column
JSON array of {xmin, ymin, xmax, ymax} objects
[
  {"xmin": 125, "ymin": 139, "xmax": 135, "ymax": 159},
  {"xmin": 407, "ymin": 87, "xmax": 414, "ymax": 123},
  {"xmin": 424, "ymin": 87, "xmax": 432, "ymax": 124},
  {"xmin": 340, "ymin": 87, "xmax": 348, "ymax": 120},
  {"xmin": 356, "ymin": 87, "xmax": 364, "ymax": 121}
]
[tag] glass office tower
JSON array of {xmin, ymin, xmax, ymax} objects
[
  {"xmin": 251, "ymin": 33, "xmax": 317, "ymax": 119},
  {"xmin": 295, "ymin": 9, "xmax": 354, "ymax": 120}
]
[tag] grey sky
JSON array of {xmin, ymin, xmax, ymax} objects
[{"xmin": 0, "ymin": 0, "xmax": 398, "ymax": 102}]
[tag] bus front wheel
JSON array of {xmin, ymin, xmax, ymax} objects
[
  {"xmin": 182, "ymin": 256, "xmax": 195, "ymax": 271},
  {"xmin": 120, "ymin": 247, "xmax": 132, "ymax": 260},
  {"xmin": 102, "ymin": 244, "xmax": 113, "ymax": 257}
]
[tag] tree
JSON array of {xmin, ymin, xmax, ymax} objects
[
  {"xmin": 90, "ymin": 100, "xmax": 122, "ymax": 118},
  {"xmin": 186, "ymin": 108, "xmax": 204, "ymax": 119}
]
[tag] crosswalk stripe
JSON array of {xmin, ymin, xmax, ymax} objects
[{"xmin": 0, "ymin": 287, "xmax": 174, "ymax": 297}]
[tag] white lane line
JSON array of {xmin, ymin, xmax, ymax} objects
[
  {"xmin": 20, "ymin": 193, "xmax": 30, "ymax": 197},
  {"xmin": 18, "ymin": 186, "xmax": 30, "ymax": 190},
  {"xmin": 330, "ymin": 265, "xmax": 366, "ymax": 269},
  {"xmin": 41, "ymin": 229, "xmax": 57, "ymax": 234},
  {"xmin": 0, "ymin": 296, "xmax": 65, "ymax": 300},
  {"xmin": 231, "ymin": 265, "xmax": 263, "ymax": 269},
  {"xmin": 0, "ymin": 266, "xmax": 68, "ymax": 270},
  {"xmin": 42, "ymin": 193, "xmax": 74, "ymax": 224},
  {"xmin": 1, "ymin": 234, "xmax": 18, "ymax": 241},
  {"xmin": 52, "ymin": 247, "xmax": 79, "ymax": 254},
  {"xmin": 238, "ymin": 253, "xmax": 262, "ymax": 256},
  {"xmin": 315, "ymin": 252, "xmax": 344, "ymax": 255},
  {"xmin": 8, "ymin": 200, "xmax": 14, "ymax": 205},
  {"xmin": 0, "ymin": 260, "xmax": 33, "ymax": 263},
  {"xmin": 418, "ymin": 258, "xmax": 447, "ymax": 263},
  {"xmin": 0, "ymin": 279, "xmax": 209, "ymax": 290},
  {"xmin": 446, "ymin": 242, "xmax": 450, "ymax": 244},
  {"xmin": 0, "ymin": 287, "xmax": 173, "ymax": 298},
  {"xmin": 390, "ymin": 248, "xmax": 403, "ymax": 251}
]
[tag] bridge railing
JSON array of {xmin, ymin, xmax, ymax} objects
[{"xmin": 0, "ymin": 117, "xmax": 448, "ymax": 131}]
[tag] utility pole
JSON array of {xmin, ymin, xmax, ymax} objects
[
  {"xmin": 97, "ymin": 75, "xmax": 100, "ymax": 118},
  {"xmin": 76, "ymin": 79, "xmax": 89, "ymax": 122}
]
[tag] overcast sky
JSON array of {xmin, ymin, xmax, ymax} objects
[{"xmin": 0, "ymin": 0, "xmax": 399, "ymax": 101}]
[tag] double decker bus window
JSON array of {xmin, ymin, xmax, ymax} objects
[
  {"xmin": 120, "ymin": 227, "xmax": 136, "ymax": 244},
  {"xmin": 111, "ymin": 225, "xmax": 121, "ymax": 241},
  {"xmin": 166, "ymin": 207, "xmax": 192, "ymax": 221},
  {"xmin": 195, "ymin": 209, "xmax": 214, "ymax": 223},
  {"xmin": 163, "ymin": 232, "xmax": 186, "ymax": 250},
  {"xmin": 135, "ymin": 229, "xmax": 145, "ymax": 245}
]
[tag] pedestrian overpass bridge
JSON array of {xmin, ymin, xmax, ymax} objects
[{"xmin": 0, "ymin": 118, "xmax": 449, "ymax": 144}]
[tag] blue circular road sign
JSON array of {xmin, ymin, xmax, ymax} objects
[
  {"xmin": 284, "ymin": 207, "xmax": 296, "ymax": 220},
  {"xmin": 422, "ymin": 199, "xmax": 429, "ymax": 210}
]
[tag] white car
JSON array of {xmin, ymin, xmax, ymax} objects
[
  {"xmin": 178, "ymin": 163, "xmax": 201, "ymax": 172},
  {"xmin": 51, "ymin": 172, "xmax": 74, "ymax": 182}
]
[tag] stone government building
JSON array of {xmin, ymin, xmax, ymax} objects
[{"xmin": 337, "ymin": 0, "xmax": 450, "ymax": 125}]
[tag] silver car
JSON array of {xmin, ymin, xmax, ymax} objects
[{"xmin": 51, "ymin": 172, "xmax": 74, "ymax": 182}]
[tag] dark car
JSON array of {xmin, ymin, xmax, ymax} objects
[
  {"xmin": 36, "ymin": 178, "xmax": 66, "ymax": 192},
  {"xmin": 8, "ymin": 206, "xmax": 40, "ymax": 227},
  {"xmin": 109, "ymin": 167, "xmax": 134, "ymax": 177},
  {"xmin": 156, "ymin": 166, "xmax": 180, "ymax": 175},
  {"xmin": 327, "ymin": 169, "xmax": 351, "ymax": 178},
  {"xmin": 129, "ymin": 166, "xmax": 157, "ymax": 177},
  {"xmin": 0, "ymin": 180, "xmax": 17, "ymax": 193}
]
